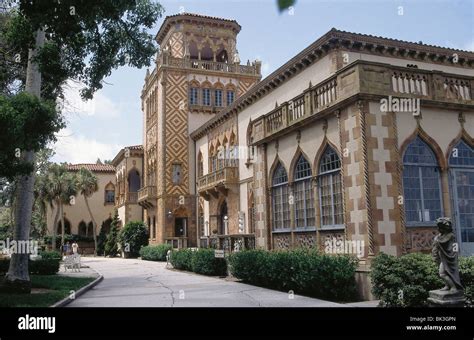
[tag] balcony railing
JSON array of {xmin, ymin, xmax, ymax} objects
[
  {"xmin": 197, "ymin": 166, "xmax": 239, "ymax": 199},
  {"xmin": 251, "ymin": 60, "xmax": 473, "ymax": 144},
  {"xmin": 115, "ymin": 192, "xmax": 139, "ymax": 207},
  {"xmin": 137, "ymin": 186, "xmax": 157, "ymax": 208},
  {"xmin": 165, "ymin": 237, "xmax": 188, "ymax": 249},
  {"xmin": 159, "ymin": 54, "xmax": 260, "ymax": 76},
  {"xmin": 199, "ymin": 234, "xmax": 255, "ymax": 253}
]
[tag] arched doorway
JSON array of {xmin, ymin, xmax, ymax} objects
[
  {"xmin": 57, "ymin": 218, "xmax": 71, "ymax": 235},
  {"xmin": 219, "ymin": 201, "xmax": 228, "ymax": 235},
  {"xmin": 174, "ymin": 207, "xmax": 188, "ymax": 237}
]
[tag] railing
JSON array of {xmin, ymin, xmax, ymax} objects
[
  {"xmin": 251, "ymin": 60, "xmax": 474, "ymax": 144},
  {"xmin": 160, "ymin": 54, "xmax": 260, "ymax": 76},
  {"xmin": 200, "ymin": 234, "xmax": 256, "ymax": 253},
  {"xmin": 197, "ymin": 166, "xmax": 239, "ymax": 192},
  {"xmin": 138, "ymin": 186, "xmax": 157, "ymax": 202},
  {"xmin": 165, "ymin": 237, "xmax": 188, "ymax": 249}
]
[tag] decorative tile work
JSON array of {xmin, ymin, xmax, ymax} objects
[
  {"xmin": 238, "ymin": 79, "xmax": 256, "ymax": 98},
  {"xmin": 406, "ymin": 228, "xmax": 438, "ymax": 252},
  {"xmin": 169, "ymin": 32, "xmax": 184, "ymax": 59},
  {"xmin": 253, "ymin": 144, "xmax": 269, "ymax": 248},
  {"xmin": 273, "ymin": 233, "xmax": 291, "ymax": 250},
  {"xmin": 165, "ymin": 71, "xmax": 189, "ymax": 195},
  {"xmin": 295, "ymin": 233, "xmax": 316, "ymax": 248}
]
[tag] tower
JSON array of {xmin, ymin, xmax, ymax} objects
[{"xmin": 138, "ymin": 13, "xmax": 261, "ymax": 247}]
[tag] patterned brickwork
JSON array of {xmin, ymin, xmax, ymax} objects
[
  {"xmin": 169, "ymin": 32, "xmax": 184, "ymax": 58},
  {"xmin": 405, "ymin": 228, "xmax": 438, "ymax": 253},
  {"xmin": 340, "ymin": 104, "xmax": 369, "ymax": 257},
  {"xmin": 238, "ymin": 79, "xmax": 256, "ymax": 98},
  {"xmin": 366, "ymin": 102, "xmax": 403, "ymax": 256},
  {"xmin": 253, "ymin": 144, "xmax": 269, "ymax": 248},
  {"xmin": 165, "ymin": 72, "xmax": 189, "ymax": 195}
]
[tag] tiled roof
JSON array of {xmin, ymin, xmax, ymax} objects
[
  {"xmin": 125, "ymin": 145, "xmax": 143, "ymax": 151},
  {"xmin": 66, "ymin": 164, "xmax": 115, "ymax": 173},
  {"xmin": 111, "ymin": 145, "xmax": 144, "ymax": 166}
]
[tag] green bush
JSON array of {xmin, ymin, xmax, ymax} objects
[
  {"xmin": 371, "ymin": 253, "xmax": 443, "ymax": 307},
  {"xmin": 96, "ymin": 225, "xmax": 107, "ymax": 256},
  {"xmin": 118, "ymin": 221, "xmax": 149, "ymax": 258},
  {"xmin": 0, "ymin": 258, "xmax": 60, "ymax": 276},
  {"xmin": 39, "ymin": 250, "xmax": 61, "ymax": 260},
  {"xmin": 170, "ymin": 249, "xmax": 193, "ymax": 271},
  {"xmin": 105, "ymin": 211, "xmax": 120, "ymax": 257},
  {"xmin": 191, "ymin": 249, "xmax": 227, "ymax": 276},
  {"xmin": 229, "ymin": 248, "xmax": 358, "ymax": 301},
  {"xmin": 140, "ymin": 244, "xmax": 172, "ymax": 261},
  {"xmin": 459, "ymin": 256, "xmax": 474, "ymax": 304}
]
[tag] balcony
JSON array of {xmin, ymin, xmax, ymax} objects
[
  {"xmin": 159, "ymin": 54, "xmax": 261, "ymax": 77},
  {"xmin": 137, "ymin": 186, "xmax": 157, "ymax": 209},
  {"xmin": 116, "ymin": 192, "xmax": 138, "ymax": 207},
  {"xmin": 197, "ymin": 166, "xmax": 239, "ymax": 200},
  {"xmin": 251, "ymin": 60, "xmax": 473, "ymax": 145},
  {"xmin": 199, "ymin": 234, "xmax": 256, "ymax": 252}
]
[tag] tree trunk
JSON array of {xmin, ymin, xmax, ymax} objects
[
  {"xmin": 2, "ymin": 29, "xmax": 45, "ymax": 294},
  {"xmin": 84, "ymin": 196, "xmax": 98, "ymax": 256},
  {"xmin": 60, "ymin": 202, "xmax": 65, "ymax": 248},
  {"xmin": 51, "ymin": 202, "xmax": 59, "ymax": 250}
]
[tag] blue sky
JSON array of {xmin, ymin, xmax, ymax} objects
[{"xmin": 51, "ymin": 0, "xmax": 474, "ymax": 164}]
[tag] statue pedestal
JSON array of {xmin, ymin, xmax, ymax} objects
[{"xmin": 427, "ymin": 289, "xmax": 465, "ymax": 307}]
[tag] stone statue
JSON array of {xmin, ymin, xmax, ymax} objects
[{"xmin": 428, "ymin": 217, "xmax": 465, "ymax": 306}]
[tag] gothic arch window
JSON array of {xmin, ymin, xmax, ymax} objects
[
  {"xmin": 293, "ymin": 155, "xmax": 315, "ymax": 228},
  {"xmin": 318, "ymin": 146, "xmax": 343, "ymax": 228},
  {"xmin": 225, "ymin": 84, "xmax": 236, "ymax": 106},
  {"xmin": 272, "ymin": 162, "xmax": 290, "ymax": 230},
  {"xmin": 104, "ymin": 182, "xmax": 115, "ymax": 204},
  {"xmin": 128, "ymin": 169, "xmax": 141, "ymax": 192},
  {"xmin": 188, "ymin": 40, "xmax": 199, "ymax": 60},
  {"xmin": 87, "ymin": 222, "xmax": 94, "ymax": 237},
  {"xmin": 449, "ymin": 139, "xmax": 474, "ymax": 167},
  {"xmin": 57, "ymin": 218, "xmax": 71, "ymax": 235},
  {"xmin": 214, "ymin": 82, "xmax": 224, "ymax": 107},
  {"xmin": 402, "ymin": 136, "xmax": 443, "ymax": 225},
  {"xmin": 189, "ymin": 81, "xmax": 200, "ymax": 106},
  {"xmin": 216, "ymin": 43, "xmax": 228, "ymax": 63},
  {"xmin": 202, "ymin": 81, "xmax": 212, "ymax": 106},
  {"xmin": 78, "ymin": 221, "xmax": 87, "ymax": 236},
  {"xmin": 201, "ymin": 42, "xmax": 213, "ymax": 61}
]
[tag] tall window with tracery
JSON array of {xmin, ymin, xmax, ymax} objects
[
  {"xmin": 272, "ymin": 163, "xmax": 290, "ymax": 230},
  {"xmin": 294, "ymin": 155, "xmax": 315, "ymax": 228}
]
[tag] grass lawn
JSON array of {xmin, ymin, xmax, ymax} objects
[{"xmin": 0, "ymin": 275, "xmax": 95, "ymax": 307}]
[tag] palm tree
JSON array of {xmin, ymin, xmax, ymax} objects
[
  {"xmin": 48, "ymin": 164, "xmax": 77, "ymax": 248},
  {"xmin": 77, "ymin": 167, "xmax": 99, "ymax": 255}
]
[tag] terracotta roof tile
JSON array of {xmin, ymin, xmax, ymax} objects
[{"xmin": 66, "ymin": 164, "xmax": 115, "ymax": 173}]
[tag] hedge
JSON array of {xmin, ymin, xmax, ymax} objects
[
  {"xmin": 228, "ymin": 249, "xmax": 358, "ymax": 301},
  {"xmin": 0, "ymin": 258, "xmax": 61, "ymax": 276},
  {"xmin": 140, "ymin": 244, "xmax": 172, "ymax": 261},
  {"xmin": 371, "ymin": 252, "xmax": 474, "ymax": 307},
  {"xmin": 169, "ymin": 248, "xmax": 227, "ymax": 276}
]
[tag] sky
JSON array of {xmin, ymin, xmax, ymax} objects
[{"xmin": 51, "ymin": 0, "xmax": 474, "ymax": 164}]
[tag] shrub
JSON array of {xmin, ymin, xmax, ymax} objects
[
  {"xmin": 0, "ymin": 258, "xmax": 60, "ymax": 276},
  {"xmin": 38, "ymin": 250, "xmax": 61, "ymax": 260},
  {"xmin": 118, "ymin": 221, "xmax": 149, "ymax": 258},
  {"xmin": 460, "ymin": 256, "xmax": 474, "ymax": 304},
  {"xmin": 96, "ymin": 225, "xmax": 107, "ymax": 256},
  {"xmin": 371, "ymin": 252, "xmax": 443, "ymax": 307},
  {"xmin": 140, "ymin": 244, "xmax": 172, "ymax": 261},
  {"xmin": 229, "ymin": 248, "xmax": 358, "ymax": 301},
  {"xmin": 170, "ymin": 249, "xmax": 193, "ymax": 271},
  {"xmin": 104, "ymin": 211, "xmax": 120, "ymax": 257},
  {"xmin": 191, "ymin": 249, "xmax": 227, "ymax": 276}
]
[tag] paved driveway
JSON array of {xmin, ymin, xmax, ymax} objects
[{"xmin": 67, "ymin": 257, "xmax": 344, "ymax": 307}]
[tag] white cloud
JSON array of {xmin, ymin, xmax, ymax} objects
[
  {"xmin": 60, "ymin": 80, "xmax": 121, "ymax": 119},
  {"xmin": 51, "ymin": 128, "xmax": 121, "ymax": 164}
]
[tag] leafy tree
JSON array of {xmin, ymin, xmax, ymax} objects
[
  {"xmin": 105, "ymin": 210, "xmax": 120, "ymax": 257},
  {"xmin": 76, "ymin": 167, "xmax": 99, "ymax": 255},
  {"xmin": 118, "ymin": 221, "xmax": 149, "ymax": 258},
  {"xmin": 2, "ymin": 0, "xmax": 163, "ymax": 293},
  {"xmin": 96, "ymin": 221, "xmax": 108, "ymax": 256}
]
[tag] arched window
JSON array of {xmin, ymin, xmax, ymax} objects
[
  {"xmin": 78, "ymin": 221, "xmax": 87, "ymax": 236},
  {"xmin": 128, "ymin": 169, "xmax": 141, "ymax": 192},
  {"xmin": 272, "ymin": 163, "xmax": 290, "ymax": 230},
  {"xmin": 87, "ymin": 222, "xmax": 94, "ymax": 237},
  {"xmin": 294, "ymin": 155, "xmax": 315, "ymax": 228},
  {"xmin": 449, "ymin": 140, "xmax": 474, "ymax": 167},
  {"xmin": 318, "ymin": 146, "xmax": 343, "ymax": 228},
  {"xmin": 198, "ymin": 152, "xmax": 204, "ymax": 177},
  {"xmin": 57, "ymin": 219, "xmax": 71, "ymax": 235},
  {"xmin": 402, "ymin": 137, "xmax": 443, "ymax": 225},
  {"xmin": 104, "ymin": 182, "xmax": 115, "ymax": 204}
]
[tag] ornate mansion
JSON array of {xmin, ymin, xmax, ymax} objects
[{"xmin": 47, "ymin": 13, "xmax": 474, "ymax": 297}]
